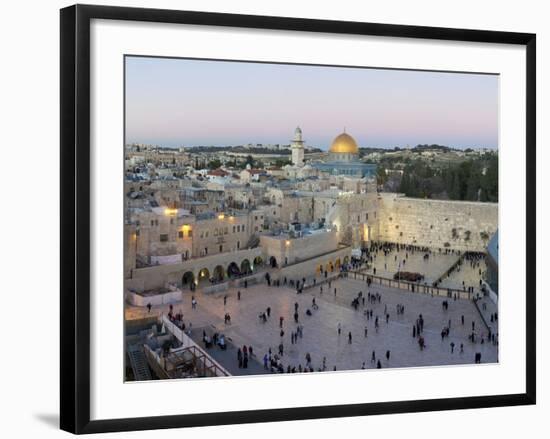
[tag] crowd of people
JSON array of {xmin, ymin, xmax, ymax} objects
[{"xmin": 153, "ymin": 241, "xmax": 498, "ymax": 376}]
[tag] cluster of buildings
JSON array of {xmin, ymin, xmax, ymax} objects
[{"xmin": 124, "ymin": 127, "xmax": 498, "ymax": 295}]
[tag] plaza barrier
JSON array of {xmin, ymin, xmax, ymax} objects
[
  {"xmin": 126, "ymin": 289, "xmax": 183, "ymax": 306},
  {"xmin": 432, "ymin": 253, "xmax": 464, "ymax": 286},
  {"xmin": 159, "ymin": 314, "xmax": 230, "ymax": 376},
  {"xmin": 348, "ymin": 270, "xmax": 473, "ymax": 300}
]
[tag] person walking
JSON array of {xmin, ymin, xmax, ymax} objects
[
  {"xmin": 237, "ymin": 290, "xmax": 241, "ymax": 300},
  {"xmin": 279, "ymin": 316, "xmax": 284, "ymax": 328},
  {"xmin": 337, "ymin": 323, "xmax": 341, "ymax": 336},
  {"xmin": 348, "ymin": 332, "xmax": 352, "ymax": 344},
  {"xmin": 237, "ymin": 348, "xmax": 243, "ymax": 368}
]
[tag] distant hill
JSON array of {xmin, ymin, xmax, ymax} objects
[{"xmin": 360, "ymin": 144, "xmax": 460, "ymax": 154}]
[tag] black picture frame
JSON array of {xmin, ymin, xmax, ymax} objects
[{"xmin": 60, "ymin": 4, "xmax": 536, "ymax": 434}]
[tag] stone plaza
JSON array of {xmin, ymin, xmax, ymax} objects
[{"xmin": 126, "ymin": 265, "xmax": 498, "ymax": 375}]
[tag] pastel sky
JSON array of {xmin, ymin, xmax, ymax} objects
[{"xmin": 125, "ymin": 56, "xmax": 498, "ymax": 150}]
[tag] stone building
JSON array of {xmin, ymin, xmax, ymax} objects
[{"xmin": 312, "ymin": 131, "xmax": 377, "ymax": 178}]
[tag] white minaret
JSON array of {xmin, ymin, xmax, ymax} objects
[{"xmin": 291, "ymin": 126, "xmax": 305, "ymax": 167}]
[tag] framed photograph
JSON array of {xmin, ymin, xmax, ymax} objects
[{"xmin": 60, "ymin": 4, "xmax": 536, "ymax": 434}]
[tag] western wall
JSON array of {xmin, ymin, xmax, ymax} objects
[{"xmin": 374, "ymin": 193, "xmax": 498, "ymax": 252}]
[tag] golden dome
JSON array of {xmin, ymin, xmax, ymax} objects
[{"xmin": 329, "ymin": 132, "xmax": 359, "ymax": 154}]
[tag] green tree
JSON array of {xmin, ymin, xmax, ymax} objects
[
  {"xmin": 376, "ymin": 167, "xmax": 388, "ymax": 186},
  {"xmin": 207, "ymin": 159, "xmax": 222, "ymax": 169}
]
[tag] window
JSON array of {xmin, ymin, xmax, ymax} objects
[
  {"xmin": 160, "ymin": 234, "xmax": 168, "ymax": 242},
  {"xmin": 366, "ymin": 213, "xmax": 368, "ymax": 220},
  {"xmin": 205, "ymin": 231, "xmax": 209, "ymax": 238},
  {"xmin": 188, "ymin": 230, "xmax": 192, "ymax": 237},
  {"xmin": 150, "ymin": 220, "xmax": 154, "ymax": 226},
  {"xmin": 178, "ymin": 231, "xmax": 184, "ymax": 238},
  {"xmin": 233, "ymin": 226, "xmax": 236, "ymax": 233},
  {"xmin": 170, "ymin": 218, "xmax": 174, "ymax": 225},
  {"xmin": 224, "ymin": 227, "xmax": 228, "ymax": 235},
  {"xmin": 219, "ymin": 245, "xmax": 223, "ymax": 252},
  {"xmin": 237, "ymin": 241, "xmax": 240, "ymax": 249},
  {"xmin": 204, "ymin": 247, "xmax": 208, "ymax": 255}
]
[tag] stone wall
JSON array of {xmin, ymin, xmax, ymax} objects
[
  {"xmin": 375, "ymin": 194, "xmax": 498, "ymax": 252},
  {"xmin": 275, "ymin": 246, "xmax": 351, "ymax": 282},
  {"xmin": 260, "ymin": 230, "xmax": 338, "ymax": 267},
  {"xmin": 128, "ymin": 247, "xmax": 263, "ymax": 290}
]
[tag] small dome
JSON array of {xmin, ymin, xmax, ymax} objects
[{"xmin": 329, "ymin": 132, "xmax": 359, "ymax": 154}]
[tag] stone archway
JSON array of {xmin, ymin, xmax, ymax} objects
[
  {"xmin": 241, "ymin": 259, "xmax": 252, "ymax": 275},
  {"xmin": 181, "ymin": 271, "xmax": 195, "ymax": 289},
  {"xmin": 253, "ymin": 256, "xmax": 263, "ymax": 267},
  {"xmin": 227, "ymin": 262, "xmax": 240, "ymax": 278},
  {"xmin": 343, "ymin": 256, "xmax": 350, "ymax": 265},
  {"xmin": 269, "ymin": 256, "xmax": 278, "ymax": 268},
  {"xmin": 197, "ymin": 268, "xmax": 210, "ymax": 284},
  {"xmin": 213, "ymin": 265, "xmax": 225, "ymax": 282},
  {"xmin": 335, "ymin": 258, "xmax": 341, "ymax": 268}
]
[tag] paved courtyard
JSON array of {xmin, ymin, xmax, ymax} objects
[
  {"xmin": 126, "ymin": 272, "xmax": 498, "ymax": 375},
  {"xmin": 438, "ymin": 257, "xmax": 487, "ymax": 293},
  {"xmin": 364, "ymin": 247, "xmax": 487, "ymax": 294},
  {"xmin": 364, "ymin": 247, "xmax": 459, "ymax": 285}
]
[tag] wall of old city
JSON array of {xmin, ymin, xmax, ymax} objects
[
  {"xmin": 126, "ymin": 247, "xmax": 263, "ymax": 291},
  {"xmin": 375, "ymin": 194, "xmax": 498, "ymax": 252},
  {"xmin": 275, "ymin": 246, "xmax": 351, "ymax": 283},
  {"xmin": 260, "ymin": 230, "xmax": 339, "ymax": 266}
]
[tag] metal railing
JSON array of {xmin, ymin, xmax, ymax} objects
[{"xmin": 348, "ymin": 270, "xmax": 473, "ymax": 300}]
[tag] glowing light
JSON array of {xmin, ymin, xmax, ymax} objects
[
  {"xmin": 218, "ymin": 214, "xmax": 225, "ymax": 220},
  {"xmin": 285, "ymin": 240, "xmax": 291, "ymax": 247},
  {"xmin": 164, "ymin": 208, "xmax": 178, "ymax": 216}
]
